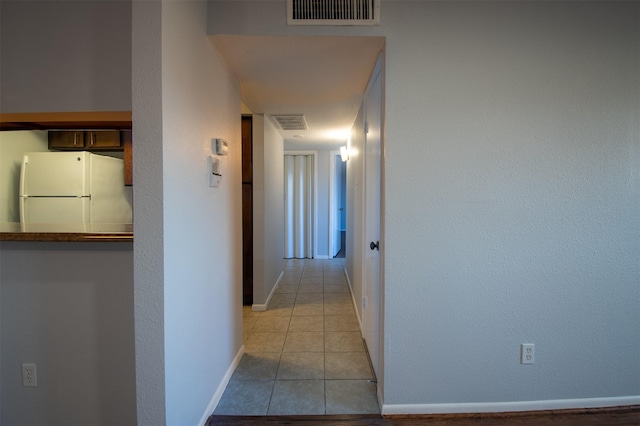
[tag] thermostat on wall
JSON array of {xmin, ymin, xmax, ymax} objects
[{"xmin": 215, "ymin": 138, "xmax": 229, "ymax": 156}]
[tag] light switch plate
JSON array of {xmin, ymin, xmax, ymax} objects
[{"xmin": 208, "ymin": 156, "xmax": 221, "ymax": 187}]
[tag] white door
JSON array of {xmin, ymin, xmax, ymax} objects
[
  {"xmin": 363, "ymin": 67, "xmax": 382, "ymax": 379},
  {"xmin": 284, "ymin": 153, "xmax": 315, "ymax": 259}
]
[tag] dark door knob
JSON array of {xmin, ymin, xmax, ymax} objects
[{"xmin": 370, "ymin": 241, "xmax": 379, "ymax": 251}]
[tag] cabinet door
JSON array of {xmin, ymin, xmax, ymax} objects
[
  {"xmin": 86, "ymin": 131, "xmax": 121, "ymax": 149},
  {"xmin": 48, "ymin": 131, "xmax": 85, "ymax": 149}
]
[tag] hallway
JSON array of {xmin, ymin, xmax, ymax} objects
[{"xmin": 214, "ymin": 259, "xmax": 379, "ymax": 416}]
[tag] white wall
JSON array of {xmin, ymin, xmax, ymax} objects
[
  {"xmin": 0, "ymin": 131, "xmax": 48, "ymax": 222},
  {"xmin": 0, "ymin": 0, "xmax": 131, "ymax": 113},
  {"xmin": 0, "ymin": 242, "xmax": 136, "ymax": 425},
  {"xmin": 134, "ymin": 1, "xmax": 243, "ymax": 424},
  {"xmin": 252, "ymin": 115, "xmax": 285, "ymax": 305},
  {"xmin": 208, "ymin": 0, "xmax": 640, "ymax": 412}
]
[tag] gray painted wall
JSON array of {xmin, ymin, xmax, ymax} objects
[
  {"xmin": 0, "ymin": 242, "xmax": 136, "ymax": 425},
  {"xmin": 0, "ymin": 0, "xmax": 131, "ymax": 113},
  {"xmin": 209, "ymin": 0, "xmax": 640, "ymax": 411}
]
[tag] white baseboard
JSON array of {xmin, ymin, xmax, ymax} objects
[
  {"xmin": 252, "ymin": 270, "xmax": 284, "ymax": 312},
  {"xmin": 343, "ymin": 266, "xmax": 363, "ymax": 332},
  {"xmin": 315, "ymin": 255, "xmax": 330, "ymax": 260},
  {"xmin": 381, "ymin": 395, "xmax": 640, "ymax": 416},
  {"xmin": 198, "ymin": 345, "xmax": 245, "ymax": 426}
]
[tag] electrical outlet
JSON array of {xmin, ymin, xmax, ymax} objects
[
  {"xmin": 22, "ymin": 363, "xmax": 37, "ymax": 387},
  {"xmin": 521, "ymin": 343, "xmax": 535, "ymax": 364}
]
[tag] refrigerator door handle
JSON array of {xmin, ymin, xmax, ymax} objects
[{"xmin": 19, "ymin": 155, "xmax": 28, "ymax": 196}]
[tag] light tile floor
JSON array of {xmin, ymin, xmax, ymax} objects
[{"xmin": 214, "ymin": 258, "xmax": 380, "ymax": 416}]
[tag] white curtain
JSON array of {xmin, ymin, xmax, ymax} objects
[{"xmin": 284, "ymin": 154, "xmax": 314, "ymax": 258}]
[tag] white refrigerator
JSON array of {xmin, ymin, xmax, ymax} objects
[{"xmin": 19, "ymin": 151, "xmax": 133, "ymax": 224}]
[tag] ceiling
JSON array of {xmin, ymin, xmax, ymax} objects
[{"xmin": 210, "ymin": 35, "xmax": 384, "ymax": 147}]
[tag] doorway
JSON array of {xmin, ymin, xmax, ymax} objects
[
  {"xmin": 241, "ymin": 115, "xmax": 253, "ymax": 305},
  {"xmin": 330, "ymin": 150, "xmax": 347, "ymax": 258}
]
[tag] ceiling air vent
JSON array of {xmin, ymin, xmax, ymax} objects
[
  {"xmin": 287, "ymin": 0, "xmax": 379, "ymax": 26},
  {"xmin": 272, "ymin": 114, "xmax": 309, "ymax": 131}
]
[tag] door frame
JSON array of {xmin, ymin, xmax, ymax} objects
[{"xmin": 329, "ymin": 149, "xmax": 343, "ymax": 258}]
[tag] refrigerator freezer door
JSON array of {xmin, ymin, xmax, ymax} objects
[
  {"xmin": 20, "ymin": 152, "xmax": 90, "ymax": 197},
  {"xmin": 20, "ymin": 197, "xmax": 90, "ymax": 224}
]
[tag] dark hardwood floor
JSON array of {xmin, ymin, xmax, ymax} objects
[{"xmin": 207, "ymin": 406, "xmax": 639, "ymax": 426}]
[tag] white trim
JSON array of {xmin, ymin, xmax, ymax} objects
[
  {"xmin": 381, "ymin": 396, "xmax": 640, "ymax": 416},
  {"xmin": 252, "ymin": 270, "xmax": 284, "ymax": 312},
  {"xmin": 343, "ymin": 263, "xmax": 363, "ymax": 333},
  {"xmin": 314, "ymin": 255, "xmax": 330, "ymax": 260},
  {"xmin": 328, "ymin": 149, "xmax": 340, "ymax": 259},
  {"xmin": 284, "ymin": 150, "xmax": 318, "ymax": 259},
  {"xmin": 198, "ymin": 345, "xmax": 245, "ymax": 426}
]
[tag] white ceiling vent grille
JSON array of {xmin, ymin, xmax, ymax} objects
[
  {"xmin": 287, "ymin": 0, "xmax": 379, "ymax": 26},
  {"xmin": 272, "ymin": 114, "xmax": 309, "ymax": 131}
]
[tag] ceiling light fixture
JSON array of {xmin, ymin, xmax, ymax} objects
[{"xmin": 340, "ymin": 146, "xmax": 349, "ymax": 162}]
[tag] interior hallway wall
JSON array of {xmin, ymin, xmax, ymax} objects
[
  {"xmin": 133, "ymin": 1, "xmax": 243, "ymax": 424},
  {"xmin": 251, "ymin": 114, "xmax": 285, "ymax": 306}
]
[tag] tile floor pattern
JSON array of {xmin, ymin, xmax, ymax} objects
[{"xmin": 214, "ymin": 258, "xmax": 380, "ymax": 416}]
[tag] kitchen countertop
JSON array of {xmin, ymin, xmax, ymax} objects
[{"xmin": 0, "ymin": 222, "xmax": 133, "ymax": 242}]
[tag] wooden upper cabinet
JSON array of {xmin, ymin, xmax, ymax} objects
[
  {"xmin": 86, "ymin": 131, "xmax": 122, "ymax": 149},
  {"xmin": 47, "ymin": 131, "xmax": 85, "ymax": 149},
  {"xmin": 49, "ymin": 130, "xmax": 122, "ymax": 150}
]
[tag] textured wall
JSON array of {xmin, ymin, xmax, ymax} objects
[
  {"xmin": 160, "ymin": 1, "xmax": 243, "ymax": 424},
  {"xmin": 132, "ymin": 1, "xmax": 166, "ymax": 423},
  {"xmin": 382, "ymin": 1, "xmax": 640, "ymax": 408}
]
